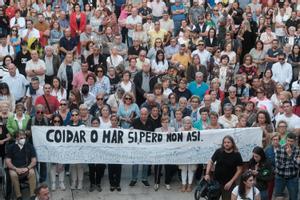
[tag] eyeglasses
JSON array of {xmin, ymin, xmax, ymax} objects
[
  {"xmin": 278, "ymin": 125, "xmax": 287, "ymax": 128},
  {"xmin": 140, "ymin": 54, "xmax": 146, "ymax": 57},
  {"xmin": 125, "ymin": 97, "xmax": 132, "ymax": 100},
  {"xmin": 72, "ymin": 113, "xmax": 78, "ymax": 116},
  {"xmin": 198, "ymin": 44, "xmax": 204, "ymax": 46},
  {"xmin": 97, "ymin": 98, "xmax": 103, "ymax": 101},
  {"xmin": 53, "ymin": 120, "xmax": 61, "ymax": 123},
  {"xmin": 12, "ymin": 30, "xmax": 17, "ymax": 32},
  {"xmin": 97, "ymin": 70, "xmax": 103, "ymax": 73},
  {"xmin": 156, "ymin": 41, "xmax": 162, "ymax": 43},
  {"xmin": 278, "ymin": 58, "xmax": 285, "ymax": 60},
  {"xmin": 36, "ymin": 111, "xmax": 43, "ymax": 114},
  {"xmin": 191, "ymin": 101, "xmax": 199, "ymax": 103}
]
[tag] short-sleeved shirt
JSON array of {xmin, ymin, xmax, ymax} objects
[
  {"xmin": 211, "ymin": 148, "xmax": 243, "ymax": 185},
  {"xmin": 6, "ymin": 143, "xmax": 36, "ymax": 168},
  {"xmin": 232, "ymin": 186, "xmax": 260, "ymax": 200},
  {"xmin": 59, "ymin": 37, "xmax": 77, "ymax": 56}
]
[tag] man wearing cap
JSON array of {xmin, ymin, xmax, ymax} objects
[
  {"xmin": 188, "ymin": 0, "xmax": 205, "ymax": 26},
  {"xmin": 159, "ymin": 11, "xmax": 174, "ymax": 33},
  {"xmin": 191, "ymin": 40, "xmax": 211, "ymax": 68},
  {"xmin": 171, "ymin": 0, "xmax": 186, "ymax": 36}
]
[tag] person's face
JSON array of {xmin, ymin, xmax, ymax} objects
[
  {"xmin": 111, "ymin": 117, "xmax": 118, "ymax": 127},
  {"xmin": 123, "ymin": 73, "xmax": 130, "ymax": 81},
  {"xmin": 277, "ymin": 123, "xmax": 287, "ymax": 133},
  {"xmin": 79, "ymin": 107, "xmax": 88, "ymax": 116},
  {"xmin": 229, "ymin": 90, "xmax": 236, "ymax": 98},
  {"xmin": 115, "ymin": 36, "xmax": 121, "ymax": 44},
  {"xmin": 43, "ymin": 85, "xmax": 52, "ymax": 95},
  {"xmin": 101, "ymin": 107, "xmax": 110, "ymax": 117},
  {"xmin": 75, "ymin": 5, "xmax": 80, "ymax": 12},
  {"xmin": 244, "ymin": 176, "xmax": 254, "ymax": 189},
  {"xmin": 26, "ymin": 21, "xmax": 33, "ymax": 29},
  {"xmin": 124, "ymin": 95, "xmax": 132, "ymax": 104},
  {"xmin": 132, "ymin": 8, "xmax": 138, "ymax": 16},
  {"xmin": 195, "ymin": 74, "xmax": 203, "ymax": 83},
  {"xmin": 278, "ymin": 56, "xmax": 285, "ymax": 64},
  {"xmin": 239, "ymin": 117, "xmax": 247, "ymax": 127},
  {"xmin": 210, "ymin": 115, "xmax": 218, "ymax": 123},
  {"xmin": 31, "ymin": 80, "xmax": 40, "ymax": 89},
  {"xmin": 151, "ymin": 107, "xmax": 159, "ymax": 117},
  {"xmin": 265, "ymin": 70, "xmax": 272, "ymax": 78},
  {"xmin": 286, "ymin": 138, "xmax": 295, "ymax": 147},
  {"xmin": 224, "ymin": 108, "xmax": 232, "ymax": 116},
  {"xmin": 36, "ymin": 109, "xmax": 44, "ymax": 118},
  {"xmin": 223, "ymin": 138, "xmax": 233, "ymax": 150},
  {"xmin": 81, "ymin": 63, "xmax": 89, "ymax": 72},
  {"xmin": 71, "ymin": 112, "xmax": 79, "ymax": 122},
  {"xmin": 31, "ymin": 51, "xmax": 39, "ymax": 60},
  {"xmin": 198, "ymin": 43, "xmax": 205, "ymax": 50},
  {"xmin": 53, "ymin": 117, "xmax": 61, "ymax": 126},
  {"xmin": 235, "ymin": 108, "xmax": 242, "ymax": 116},
  {"xmin": 96, "ymin": 95, "xmax": 104, "ymax": 104},
  {"xmin": 140, "ymin": 110, "xmax": 148, "ymax": 121},
  {"xmin": 175, "ymin": 111, "xmax": 182, "ymax": 120},
  {"xmin": 38, "ymin": 15, "xmax": 44, "ymax": 23},
  {"xmin": 257, "ymin": 113, "xmax": 266, "ymax": 124},
  {"xmin": 7, "ymin": 64, "xmax": 16, "ymax": 76},
  {"xmin": 60, "ymin": 101, "xmax": 67, "ymax": 110},
  {"xmin": 221, "ymin": 57, "xmax": 229, "ymax": 65},
  {"xmin": 272, "ymin": 41, "xmax": 278, "ymax": 49},
  {"xmin": 201, "ymin": 112, "xmax": 208, "ymax": 121},
  {"xmin": 293, "ymin": 45, "xmax": 299, "ymax": 54},
  {"xmin": 191, "ymin": 98, "xmax": 199, "ymax": 108},
  {"xmin": 161, "ymin": 120, "xmax": 168, "ymax": 128},
  {"xmin": 271, "ymin": 136, "xmax": 280, "ymax": 147},
  {"xmin": 142, "ymin": 64, "xmax": 150, "ymax": 73},
  {"xmin": 87, "ymin": 76, "xmax": 95, "ymax": 85},
  {"xmin": 179, "ymin": 80, "xmax": 186, "ymax": 89},
  {"xmin": 45, "ymin": 48, "xmax": 53, "ymax": 56},
  {"xmin": 283, "ymin": 103, "xmax": 292, "ymax": 114},
  {"xmin": 91, "ymin": 120, "xmax": 100, "ymax": 127},
  {"xmin": 252, "ymin": 152, "xmax": 261, "ymax": 162},
  {"xmin": 66, "ymin": 54, "xmax": 73, "ymax": 63},
  {"xmin": 169, "ymin": 95, "xmax": 176, "ymax": 103},
  {"xmin": 179, "ymin": 47, "xmax": 185, "ymax": 54},
  {"xmin": 184, "ymin": 120, "xmax": 192, "ymax": 130},
  {"xmin": 16, "ymin": 106, "xmax": 24, "ymax": 115}
]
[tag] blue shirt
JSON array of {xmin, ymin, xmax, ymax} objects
[
  {"xmin": 187, "ymin": 81, "xmax": 209, "ymax": 100},
  {"xmin": 171, "ymin": 4, "xmax": 186, "ymax": 21}
]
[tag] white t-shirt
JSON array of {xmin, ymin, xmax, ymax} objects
[
  {"xmin": 276, "ymin": 113, "xmax": 300, "ymax": 131},
  {"xmin": 232, "ymin": 186, "xmax": 260, "ymax": 200},
  {"xmin": 25, "ymin": 59, "xmax": 46, "ymax": 85},
  {"xmin": 126, "ymin": 15, "xmax": 142, "ymax": 38}
]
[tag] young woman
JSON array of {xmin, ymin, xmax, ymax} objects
[
  {"xmin": 238, "ymin": 54, "xmax": 258, "ymax": 84},
  {"xmin": 205, "ymin": 136, "xmax": 243, "ymax": 200},
  {"xmin": 50, "ymin": 114, "xmax": 66, "ymax": 191},
  {"xmin": 186, "ymin": 54, "xmax": 208, "ymax": 83},
  {"xmin": 119, "ymin": 70, "xmax": 135, "ymax": 93},
  {"xmin": 248, "ymin": 146, "xmax": 273, "ymax": 200},
  {"xmin": 147, "ymin": 38, "xmax": 164, "ymax": 61},
  {"xmin": 178, "ymin": 116, "xmax": 197, "ymax": 192},
  {"xmin": 231, "ymin": 171, "xmax": 261, "ymax": 200},
  {"xmin": 288, "ymin": 44, "xmax": 300, "ymax": 82},
  {"xmin": 221, "ymin": 42, "xmax": 237, "ymax": 68},
  {"xmin": 249, "ymin": 40, "xmax": 267, "ymax": 75},
  {"xmin": 99, "ymin": 105, "xmax": 112, "ymax": 128},
  {"xmin": 207, "ymin": 112, "xmax": 223, "ymax": 129},
  {"xmin": 151, "ymin": 50, "xmax": 168, "ymax": 75},
  {"xmin": 7, "ymin": 27, "xmax": 21, "ymax": 54},
  {"xmin": 88, "ymin": 117, "xmax": 106, "ymax": 192},
  {"xmin": 260, "ymin": 69, "xmax": 276, "ymax": 99},
  {"xmin": 108, "ymin": 114, "xmax": 122, "ymax": 191},
  {"xmin": 49, "ymin": 21, "xmax": 63, "ymax": 53},
  {"xmin": 252, "ymin": 110, "xmax": 274, "ymax": 147},
  {"xmin": 51, "ymin": 77, "xmax": 67, "ymax": 102}
]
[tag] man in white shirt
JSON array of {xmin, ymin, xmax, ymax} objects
[
  {"xmin": 25, "ymin": 50, "xmax": 46, "ymax": 85},
  {"xmin": 21, "ymin": 19, "xmax": 40, "ymax": 41},
  {"xmin": 276, "ymin": 100, "xmax": 300, "ymax": 132},
  {"xmin": 271, "ymin": 53, "xmax": 292, "ymax": 90},
  {"xmin": 126, "ymin": 8, "xmax": 142, "ymax": 47},
  {"xmin": 0, "ymin": 36, "xmax": 15, "ymax": 62},
  {"xmin": 159, "ymin": 11, "xmax": 174, "ymax": 33},
  {"xmin": 191, "ymin": 40, "xmax": 211, "ymax": 68},
  {"xmin": 9, "ymin": 10, "xmax": 26, "ymax": 35},
  {"xmin": 150, "ymin": 0, "xmax": 166, "ymax": 21},
  {"xmin": 2, "ymin": 63, "xmax": 29, "ymax": 102}
]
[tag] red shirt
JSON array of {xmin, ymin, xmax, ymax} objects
[{"xmin": 35, "ymin": 95, "xmax": 60, "ymax": 114}]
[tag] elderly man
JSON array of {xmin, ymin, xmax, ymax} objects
[
  {"xmin": 43, "ymin": 46, "xmax": 60, "ymax": 84},
  {"xmin": 187, "ymin": 72, "xmax": 209, "ymax": 101},
  {"xmin": 6, "ymin": 130, "xmax": 37, "ymax": 200},
  {"xmin": 218, "ymin": 103, "xmax": 238, "ymax": 128},
  {"xmin": 2, "ymin": 63, "xmax": 29, "ymax": 103}
]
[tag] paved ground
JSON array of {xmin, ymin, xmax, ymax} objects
[{"xmin": 1, "ymin": 164, "xmax": 195, "ymax": 200}]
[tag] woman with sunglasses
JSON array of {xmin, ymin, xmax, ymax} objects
[
  {"xmin": 231, "ymin": 171, "xmax": 261, "ymax": 200},
  {"xmin": 56, "ymin": 99, "xmax": 71, "ymax": 126},
  {"xmin": 95, "ymin": 65, "xmax": 111, "ymax": 96},
  {"xmin": 50, "ymin": 114, "xmax": 66, "ymax": 191},
  {"xmin": 68, "ymin": 109, "xmax": 84, "ymax": 190},
  {"xmin": 147, "ymin": 38, "xmax": 164, "ymax": 61},
  {"xmin": 88, "ymin": 117, "xmax": 106, "ymax": 192},
  {"xmin": 7, "ymin": 27, "xmax": 21, "ymax": 54},
  {"xmin": 117, "ymin": 92, "xmax": 140, "ymax": 129}
]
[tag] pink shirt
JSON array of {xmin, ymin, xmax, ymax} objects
[{"xmin": 72, "ymin": 71, "xmax": 92, "ymax": 90}]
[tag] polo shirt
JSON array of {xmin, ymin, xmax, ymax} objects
[
  {"xmin": 187, "ymin": 81, "xmax": 209, "ymax": 101},
  {"xmin": 6, "ymin": 143, "xmax": 36, "ymax": 168}
]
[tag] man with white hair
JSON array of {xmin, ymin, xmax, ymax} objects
[
  {"xmin": 187, "ymin": 72, "xmax": 209, "ymax": 101},
  {"xmin": 43, "ymin": 46, "xmax": 60, "ymax": 84},
  {"xmin": 218, "ymin": 103, "xmax": 238, "ymax": 128}
]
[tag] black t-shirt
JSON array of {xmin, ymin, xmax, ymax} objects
[
  {"xmin": 6, "ymin": 143, "xmax": 36, "ymax": 168},
  {"xmin": 173, "ymin": 87, "xmax": 192, "ymax": 101},
  {"xmin": 211, "ymin": 148, "xmax": 243, "ymax": 185}
]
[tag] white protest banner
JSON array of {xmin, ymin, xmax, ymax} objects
[{"xmin": 31, "ymin": 126, "xmax": 262, "ymax": 164}]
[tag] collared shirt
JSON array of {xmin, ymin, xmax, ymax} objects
[
  {"xmin": 276, "ymin": 145, "xmax": 300, "ymax": 178},
  {"xmin": 141, "ymin": 72, "xmax": 150, "ymax": 93},
  {"xmin": 271, "ymin": 62, "xmax": 292, "ymax": 90},
  {"xmin": 14, "ymin": 113, "xmax": 26, "ymax": 130},
  {"xmin": 2, "ymin": 74, "xmax": 29, "ymax": 101}
]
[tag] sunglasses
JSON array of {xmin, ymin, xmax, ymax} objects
[
  {"xmin": 97, "ymin": 70, "xmax": 103, "ymax": 73},
  {"xmin": 53, "ymin": 120, "xmax": 61, "ymax": 123},
  {"xmin": 198, "ymin": 44, "xmax": 204, "ymax": 46},
  {"xmin": 72, "ymin": 113, "xmax": 78, "ymax": 116},
  {"xmin": 36, "ymin": 111, "xmax": 44, "ymax": 114},
  {"xmin": 12, "ymin": 30, "xmax": 17, "ymax": 32},
  {"xmin": 97, "ymin": 98, "xmax": 103, "ymax": 101},
  {"xmin": 60, "ymin": 103, "xmax": 66, "ymax": 106},
  {"xmin": 125, "ymin": 97, "xmax": 132, "ymax": 100}
]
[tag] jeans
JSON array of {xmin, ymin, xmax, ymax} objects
[
  {"xmin": 132, "ymin": 165, "xmax": 148, "ymax": 181},
  {"xmin": 260, "ymin": 190, "xmax": 268, "ymax": 200},
  {"xmin": 275, "ymin": 175, "xmax": 299, "ymax": 200},
  {"xmin": 173, "ymin": 20, "xmax": 182, "ymax": 36}
]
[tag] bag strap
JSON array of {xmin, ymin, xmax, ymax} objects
[{"xmin": 42, "ymin": 95, "xmax": 51, "ymax": 113}]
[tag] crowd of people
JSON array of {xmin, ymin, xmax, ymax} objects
[{"xmin": 0, "ymin": 0, "xmax": 299, "ymax": 200}]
